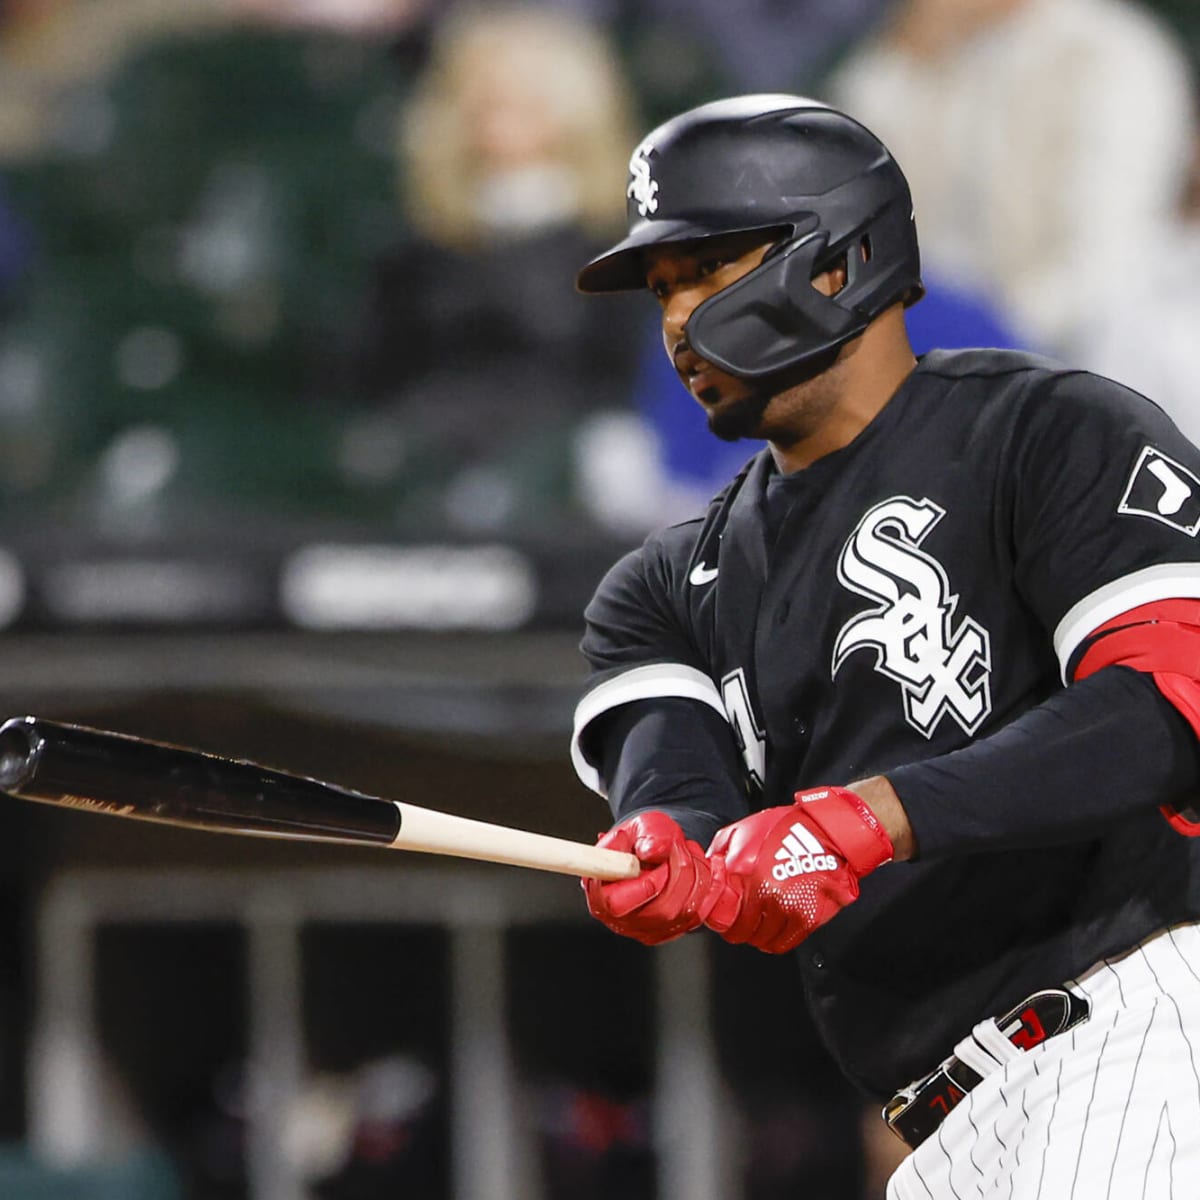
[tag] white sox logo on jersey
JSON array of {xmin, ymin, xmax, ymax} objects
[
  {"xmin": 832, "ymin": 497, "xmax": 993, "ymax": 739},
  {"xmin": 627, "ymin": 140, "xmax": 659, "ymax": 217},
  {"xmin": 1117, "ymin": 446, "xmax": 1200, "ymax": 536}
]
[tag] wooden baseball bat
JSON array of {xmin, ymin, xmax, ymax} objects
[{"xmin": 0, "ymin": 717, "xmax": 640, "ymax": 881}]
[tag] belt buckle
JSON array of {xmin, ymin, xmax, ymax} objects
[{"xmin": 883, "ymin": 987, "xmax": 1092, "ymax": 1150}]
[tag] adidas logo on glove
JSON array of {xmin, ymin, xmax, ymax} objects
[{"xmin": 772, "ymin": 822, "xmax": 839, "ymax": 880}]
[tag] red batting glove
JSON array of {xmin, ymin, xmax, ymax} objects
[
  {"xmin": 703, "ymin": 786, "xmax": 893, "ymax": 954},
  {"xmin": 583, "ymin": 811, "xmax": 716, "ymax": 946}
]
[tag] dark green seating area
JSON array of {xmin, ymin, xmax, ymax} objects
[{"xmin": 1, "ymin": 27, "xmax": 406, "ymax": 530}]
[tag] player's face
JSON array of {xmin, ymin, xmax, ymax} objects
[{"xmin": 643, "ymin": 232, "xmax": 777, "ymax": 440}]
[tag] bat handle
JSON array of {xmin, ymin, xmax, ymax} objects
[{"xmin": 392, "ymin": 803, "xmax": 641, "ymax": 880}]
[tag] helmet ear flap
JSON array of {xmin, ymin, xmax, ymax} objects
[{"xmin": 840, "ymin": 197, "xmax": 924, "ymax": 312}]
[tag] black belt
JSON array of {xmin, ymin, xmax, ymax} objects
[{"xmin": 883, "ymin": 987, "xmax": 1092, "ymax": 1150}]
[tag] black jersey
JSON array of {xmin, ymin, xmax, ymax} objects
[{"xmin": 573, "ymin": 349, "xmax": 1200, "ymax": 1097}]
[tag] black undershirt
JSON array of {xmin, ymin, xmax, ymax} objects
[
  {"xmin": 593, "ymin": 698, "xmax": 749, "ymax": 848},
  {"xmin": 593, "ymin": 666, "xmax": 1200, "ymax": 860}
]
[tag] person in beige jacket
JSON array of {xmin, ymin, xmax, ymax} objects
[{"xmin": 827, "ymin": 0, "xmax": 1195, "ymax": 359}]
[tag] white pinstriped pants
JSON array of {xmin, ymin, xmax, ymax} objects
[{"xmin": 887, "ymin": 922, "xmax": 1200, "ymax": 1200}]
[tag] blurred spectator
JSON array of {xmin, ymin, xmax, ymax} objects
[
  {"xmin": 333, "ymin": 4, "xmax": 648, "ymax": 538},
  {"xmin": 828, "ymin": 0, "xmax": 1195, "ymax": 358},
  {"xmin": 1079, "ymin": 115, "xmax": 1200, "ymax": 444}
]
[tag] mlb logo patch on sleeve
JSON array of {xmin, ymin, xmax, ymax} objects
[{"xmin": 1117, "ymin": 447, "xmax": 1200, "ymax": 536}]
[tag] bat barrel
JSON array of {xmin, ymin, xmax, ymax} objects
[
  {"xmin": 0, "ymin": 716, "xmax": 642, "ymax": 880},
  {"xmin": 0, "ymin": 716, "xmax": 402, "ymax": 844}
]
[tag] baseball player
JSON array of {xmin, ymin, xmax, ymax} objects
[{"xmin": 570, "ymin": 94, "xmax": 1200, "ymax": 1198}]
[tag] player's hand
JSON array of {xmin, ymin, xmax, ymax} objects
[
  {"xmin": 703, "ymin": 786, "xmax": 894, "ymax": 954},
  {"xmin": 583, "ymin": 811, "xmax": 716, "ymax": 946}
]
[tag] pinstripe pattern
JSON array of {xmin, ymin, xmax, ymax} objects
[
  {"xmin": 1140, "ymin": 1103, "xmax": 1173, "ymax": 1200},
  {"xmin": 1031, "ymin": 1057, "xmax": 1062, "ymax": 1199},
  {"xmin": 1104, "ymin": 1004, "xmax": 1156, "ymax": 1200},
  {"xmin": 887, "ymin": 923, "xmax": 1200, "ymax": 1199}
]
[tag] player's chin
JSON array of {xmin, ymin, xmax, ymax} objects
[{"xmin": 702, "ymin": 390, "xmax": 772, "ymax": 442}]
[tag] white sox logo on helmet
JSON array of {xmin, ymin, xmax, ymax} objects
[
  {"xmin": 833, "ymin": 496, "xmax": 992, "ymax": 739},
  {"xmin": 627, "ymin": 139, "xmax": 659, "ymax": 217}
]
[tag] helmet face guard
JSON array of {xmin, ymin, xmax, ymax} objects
[
  {"xmin": 686, "ymin": 170, "xmax": 923, "ymax": 379},
  {"xmin": 577, "ymin": 95, "xmax": 923, "ymax": 381}
]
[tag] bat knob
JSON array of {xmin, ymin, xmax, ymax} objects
[{"xmin": 0, "ymin": 719, "xmax": 39, "ymax": 791}]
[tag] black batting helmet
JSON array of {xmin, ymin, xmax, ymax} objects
[{"xmin": 576, "ymin": 94, "xmax": 923, "ymax": 381}]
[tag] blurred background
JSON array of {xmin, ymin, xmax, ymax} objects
[{"xmin": 0, "ymin": 0, "xmax": 1197, "ymax": 1197}]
